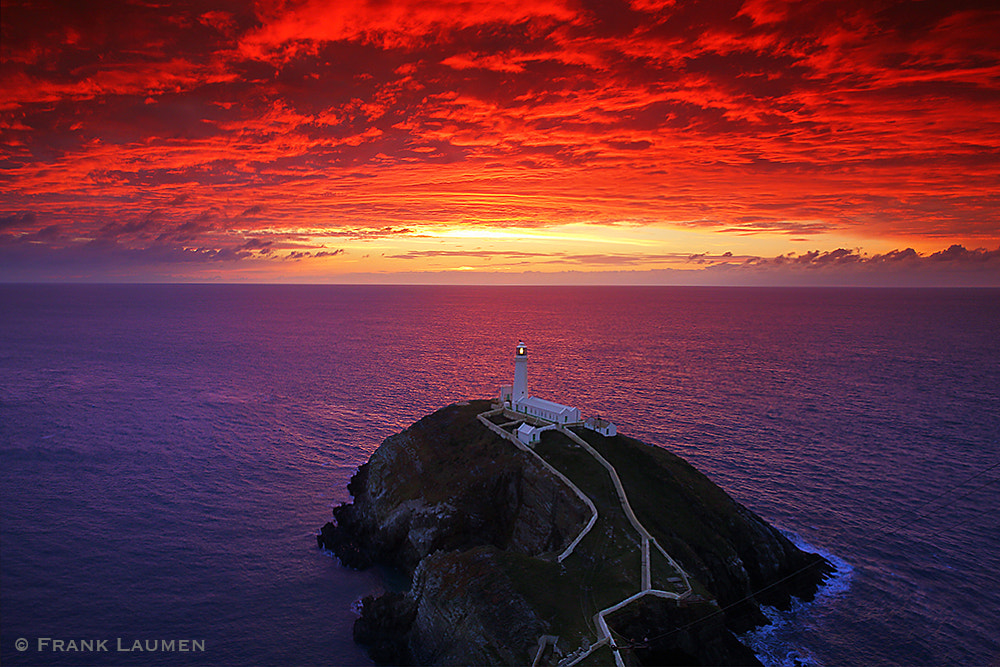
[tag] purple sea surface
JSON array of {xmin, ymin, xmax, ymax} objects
[{"xmin": 2, "ymin": 285, "xmax": 998, "ymax": 665}]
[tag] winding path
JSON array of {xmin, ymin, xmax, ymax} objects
[
  {"xmin": 477, "ymin": 408, "xmax": 597, "ymax": 562},
  {"xmin": 478, "ymin": 406, "xmax": 693, "ymax": 667}
]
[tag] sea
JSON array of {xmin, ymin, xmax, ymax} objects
[{"xmin": 1, "ymin": 284, "xmax": 997, "ymax": 667}]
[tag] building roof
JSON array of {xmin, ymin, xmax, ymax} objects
[{"xmin": 519, "ymin": 395, "xmax": 579, "ymax": 415}]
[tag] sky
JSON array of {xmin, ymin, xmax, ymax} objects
[{"xmin": 2, "ymin": 0, "xmax": 999, "ymax": 285}]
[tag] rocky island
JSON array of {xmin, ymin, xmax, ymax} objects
[{"xmin": 319, "ymin": 399, "xmax": 833, "ymax": 666}]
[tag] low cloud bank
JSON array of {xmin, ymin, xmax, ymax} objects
[{"xmin": 1, "ymin": 225, "xmax": 997, "ymax": 286}]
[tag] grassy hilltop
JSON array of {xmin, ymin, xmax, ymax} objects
[{"xmin": 320, "ymin": 400, "xmax": 831, "ymax": 666}]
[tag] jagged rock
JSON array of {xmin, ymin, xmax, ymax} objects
[
  {"xmin": 319, "ymin": 401, "xmax": 590, "ymax": 573},
  {"xmin": 579, "ymin": 430, "xmax": 831, "ymax": 632},
  {"xmin": 609, "ymin": 596, "xmax": 763, "ymax": 666},
  {"xmin": 407, "ymin": 547, "xmax": 547, "ymax": 665},
  {"xmin": 353, "ymin": 592, "xmax": 416, "ymax": 665},
  {"xmin": 319, "ymin": 400, "xmax": 833, "ymax": 666}
]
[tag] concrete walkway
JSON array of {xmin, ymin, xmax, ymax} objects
[
  {"xmin": 478, "ymin": 407, "xmax": 693, "ymax": 667},
  {"xmin": 556, "ymin": 426, "xmax": 692, "ymax": 596},
  {"xmin": 554, "ymin": 425, "xmax": 692, "ymax": 667},
  {"xmin": 477, "ymin": 409, "xmax": 598, "ymax": 562}
]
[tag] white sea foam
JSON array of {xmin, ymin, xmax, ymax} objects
[
  {"xmin": 741, "ymin": 605, "xmax": 822, "ymax": 667},
  {"xmin": 740, "ymin": 531, "xmax": 854, "ymax": 667},
  {"xmin": 350, "ymin": 597, "xmax": 365, "ymax": 617},
  {"xmin": 783, "ymin": 530, "xmax": 855, "ymax": 601}
]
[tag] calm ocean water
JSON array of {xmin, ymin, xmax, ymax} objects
[{"xmin": 1, "ymin": 285, "xmax": 998, "ymax": 666}]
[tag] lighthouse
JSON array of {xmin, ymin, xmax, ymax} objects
[
  {"xmin": 500, "ymin": 340, "xmax": 581, "ymax": 427},
  {"xmin": 496, "ymin": 339, "xmax": 615, "ymax": 445},
  {"xmin": 513, "ymin": 340, "xmax": 528, "ymax": 400}
]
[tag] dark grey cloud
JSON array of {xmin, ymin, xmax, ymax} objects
[
  {"xmin": 700, "ymin": 245, "xmax": 1000, "ymax": 286},
  {"xmin": 0, "ymin": 211, "xmax": 37, "ymax": 231},
  {"xmin": 286, "ymin": 248, "xmax": 343, "ymax": 260}
]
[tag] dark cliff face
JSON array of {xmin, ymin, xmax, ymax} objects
[
  {"xmin": 321, "ymin": 400, "xmax": 590, "ymax": 574},
  {"xmin": 578, "ymin": 431, "xmax": 832, "ymax": 631},
  {"xmin": 319, "ymin": 400, "xmax": 833, "ymax": 666}
]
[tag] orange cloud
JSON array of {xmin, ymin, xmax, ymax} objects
[{"xmin": 0, "ymin": 0, "xmax": 997, "ymax": 283}]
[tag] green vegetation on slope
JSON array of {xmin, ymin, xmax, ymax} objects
[
  {"xmin": 571, "ymin": 426, "xmax": 746, "ymax": 569},
  {"xmin": 330, "ymin": 402, "xmax": 830, "ymax": 665},
  {"xmin": 499, "ymin": 429, "xmax": 650, "ymax": 649}
]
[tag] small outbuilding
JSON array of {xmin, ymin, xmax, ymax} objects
[{"xmin": 583, "ymin": 416, "xmax": 617, "ymax": 437}]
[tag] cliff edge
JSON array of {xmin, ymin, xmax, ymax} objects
[{"xmin": 319, "ymin": 400, "xmax": 832, "ymax": 666}]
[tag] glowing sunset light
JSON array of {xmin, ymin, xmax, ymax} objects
[
  {"xmin": 1, "ymin": 0, "xmax": 998, "ymax": 284},
  {"xmin": 420, "ymin": 224, "xmax": 653, "ymax": 246}
]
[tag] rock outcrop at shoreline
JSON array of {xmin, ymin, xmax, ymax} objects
[{"xmin": 319, "ymin": 400, "xmax": 833, "ymax": 666}]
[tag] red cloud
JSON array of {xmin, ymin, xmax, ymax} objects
[
  {"xmin": 239, "ymin": 0, "xmax": 576, "ymax": 60},
  {"xmin": 1, "ymin": 0, "xmax": 998, "ymax": 283}
]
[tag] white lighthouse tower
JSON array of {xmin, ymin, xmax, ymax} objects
[
  {"xmin": 513, "ymin": 340, "xmax": 528, "ymax": 400},
  {"xmin": 496, "ymin": 339, "xmax": 614, "ymax": 446}
]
